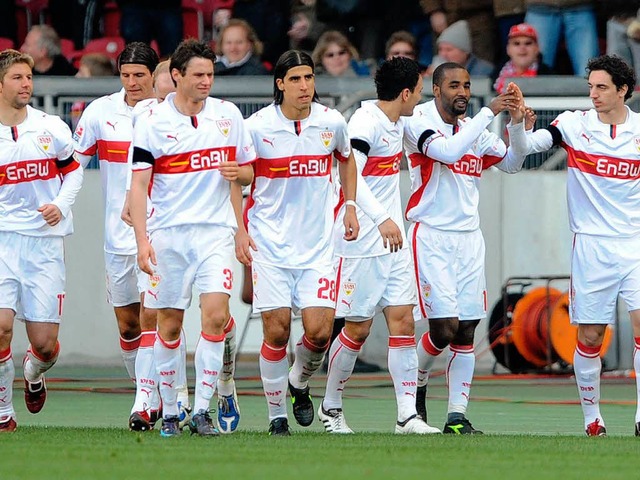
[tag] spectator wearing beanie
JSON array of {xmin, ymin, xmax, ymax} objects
[{"xmin": 430, "ymin": 20, "xmax": 495, "ymax": 76}]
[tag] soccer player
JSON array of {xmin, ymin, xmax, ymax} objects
[
  {"xmin": 73, "ymin": 42, "xmax": 163, "ymax": 431},
  {"xmin": 130, "ymin": 39, "xmax": 255, "ymax": 437},
  {"xmin": 319, "ymin": 57, "xmax": 441, "ymax": 435},
  {"xmin": 238, "ymin": 49, "xmax": 359, "ymax": 436},
  {"xmin": 508, "ymin": 55, "xmax": 640, "ymax": 437},
  {"xmin": 404, "ymin": 62, "xmax": 525, "ymax": 434},
  {"xmin": 0, "ymin": 49, "xmax": 83, "ymax": 432}
]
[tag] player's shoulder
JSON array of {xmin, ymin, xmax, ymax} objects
[
  {"xmin": 206, "ymin": 96, "xmax": 243, "ymax": 117},
  {"xmin": 132, "ymin": 97, "xmax": 157, "ymax": 117},
  {"xmin": 27, "ymin": 105, "xmax": 69, "ymax": 132},
  {"xmin": 312, "ymin": 102, "xmax": 344, "ymax": 122},
  {"xmin": 246, "ymin": 103, "xmax": 277, "ymax": 130}
]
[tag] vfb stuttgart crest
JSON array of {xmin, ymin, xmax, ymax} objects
[
  {"xmin": 216, "ymin": 119, "xmax": 232, "ymax": 137},
  {"xmin": 320, "ymin": 130, "xmax": 334, "ymax": 148},
  {"xmin": 634, "ymin": 136, "xmax": 640, "ymax": 153},
  {"xmin": 37, "ymin": 134, "xmax": 53, "ymax": 152},
  {"xmin": 422, "ymin": 283, "xmax": 431, "ymax": 299},
  {"xmin": 149, "ymin": 274, "xmax": 161, "ymax": 288},
  {"xmin": 343, "ymin": 281, "xmax": 356, "ymax": 296}
]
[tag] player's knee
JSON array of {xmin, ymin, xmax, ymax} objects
[
  {"xmin": 264, "ymin": 323, "xmax": 290, "ymax": 347},
  {"xmin": 578, "ymin": 325, "xmax": 606, "ymax": 347},
  {"xmin": 305, "ymin": 330, "xmax": 331, "ymax": 348},
  {"xmin": 344, "ymin": 321, "xmax": 371, "ymax": 344},
  {"xmin": 31, "ymin": 338, "xmax": 59, "ymax": 360},
  {"xmin": 429, "ymin": 318, "xmax": 459, "ymax": 347},
  {"xmin": 452, "ymin": 320, "xmax": 479, "ymax": 346}
]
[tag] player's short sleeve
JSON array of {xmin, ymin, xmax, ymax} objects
[
  {"xmin": 73, "ymin": 99, "xmax": 99, "ymax": 156},
  {"xmin": 548, "ymin": 110, "xmax": 574, "ymax": 142},
  {"xmin": 332, "ymin": 111, "xmax": 351, "ymax": 162},
  {"xmin": 47, "ymin": 114, "xmax": 75, "ymax": 160},
  {"xmin": 230, "ymin": 106, "xmax": 256, "ymax": 165}
]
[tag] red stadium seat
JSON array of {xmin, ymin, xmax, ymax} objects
[
  {"xmin": 15, "ymin": 0, "xmax": 50, "ymax": 45},
  {"xmin": 0, "ymin": 38, "xmax": 16, "ymax": 51},
  {"xmin": 82, "ymin": 36, "xmax": 125, "ymax": 61},
  {"xmin": 102, "ymin": 1, "xmax": 121, "ymax": 37},
  {"xmin": 181, "ymin": 0, "xmax": 204, "ymax": 40}
]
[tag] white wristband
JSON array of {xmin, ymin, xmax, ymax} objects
[{"xmin": 345, "ymin": 200, "xmax": 357, "ymax": 208}]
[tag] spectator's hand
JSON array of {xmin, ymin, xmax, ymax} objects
[
  {"xmin": 377, "ymin": 218, "xmax": 403, "ymax": 252},
  {"xmin": 213, "ymin": 8, "xmax": 232, "ymax": 28},
  {"xmin": 430, "ymin": 11, "xmax": 448, "ymax": 34},
  {"xmin": 524, "ymin": 106, "xmax": 537, "ymax": 131},
  {"xmin": 288, "ymin": 14, "xmax": 311, "ymax": 42},
  {"xmin": 38, "ymin": 204, "xmax": 62, "ymax": 226}
]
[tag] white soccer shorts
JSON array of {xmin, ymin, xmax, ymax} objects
[
  {"xmin": 570, "ymin": 233, "xmax": 640, "ymax": 324},
  {"xmin": 335, "ymin": 248, "xmax": 416, "ymax": 321},
  {"xmin": 409, "ymin": 223, "xmax": 487, "ymax": 321},
  {"xmin": 105, "ymin": 252, "xmax": 144, "ymax": 307},
  {"xmin": 144, "ymin": 225, "xmax": 235, "ymax": 310},
  {"xmin": 0, "ymin": 231, "xmax": 65, "ymax": 323},
  {"xmin": 251, "ymin": 260, "xmax": 337, "ymax": 313}
]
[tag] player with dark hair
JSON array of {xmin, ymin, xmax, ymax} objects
[
  {"xmin": 405, "ymin": 61, "xmax": 525, "ymax": 434},
  {"xmin": 509, "ymin": 54, "xmax": 640, "ymax": 436},
  {"xmin": 238, "ymin": 49, "xmax": 359, "ymax": 436},
  {"xmin": 319, "ymin": 57, "xmax": 441, "ymax": 435},
  {"xmin": 0, "ymin": 50, "xmax": 83, "ymax": 432}
]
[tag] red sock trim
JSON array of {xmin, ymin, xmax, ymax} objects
[
  {"xmin": 140, "ymin": 331, "xmax": 156, "ymax": 348},
  {"xmin": 223, "ymin": 316, "xmax": 236, "ymax": 335},
  {"xmin": 450, "ymin": 344, "xmax": 474, "ymax": 353},
  {"xmin": 302, "ymin": 334, "xmax": 328, "ymax": 353},
  {"xmin": 0, "ymin": 347, "xmax": 11, "ymax": 363},
  {"xmin": 421, "ymin": 332, "xmax": 444, "ymax": 356},
  {"xmin": 261, "ymin": 342, "xmax": 287, "ymax": 361},
  {"xmin": 389, "ymin": 335, "xmax": 416, "ymax": 349},
  {"xmin": 576, "ymin": 341, "xmax": 601, "ymax": 358},
  {"xmin": 120, "ymin": 334, "xmax": 141, "ymax": 351},
  {"xmin": 201, "ymin": 331, "xmax": 225, "ymax": 343},
  {"xmin": 28, "ymin": 341, "xmax": 60, "ymax": 362},
  {"xmin": 635, "ymin": 336, "xmax": 640, "ymax": 350},
  {"xmin": 157, "ymin": 335, "xmax": 181, "ymax": 350},
  {"xmin": 338, "ymin": 330, "xmax": 363, "ymax": 352}
]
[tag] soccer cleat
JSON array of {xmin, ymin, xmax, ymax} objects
[
  {"xmin": 189, "ymin": 410, "xmax": 220, "ymax": 437},
  {"xmin": 129, "ymin": 411, "xmax": 152, "ymax": 431},
  {"xmin": 268, "ymin": 417, "xmax": 291, "ymax": 436},
  {"xmin": 178, "ymin": 401, "xmax": 192, "ymax": 430},
  {"xmin": 0, "ymin": 415, "xmax": 17, "ymax": 433},
  {"xmin": 443, "ymin": 414, "xmax": 483, "ymax": 435},
  {"xmin": 24, "ymin": 377, "xmax": 47, "ymax": 414},
  {"xmin": 160, "ymin": 415, "xmax": 182, "ymax": 437},
  {"xmin": 288, "ymin": 382, "xmax": 314, "ymax": 427},
  {"xmin": 318, "ymin": 404, "xmax": 353, "ymax": 434},
  {"xmin": 395, "ymin": 414, "xmax": 441, "ymax": 434},
  {"xmin": 635, "ymin": 422, "xmax": 640, "ymax": 437},
  {"xmin": 149, "ymin": 407, "xmax": 162, "ymax": 429},
  {"xmin": 416, "ymin": 385, "xmax": 427, "ymax": 422},
  {"xmin": 585, "ymin": 419, "xmax": 606, "ymax": 437},
  {"xmin": 217, "ymin": 390, "xmax": 240, "ymax": 434}
]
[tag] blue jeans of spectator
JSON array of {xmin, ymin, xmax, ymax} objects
[
  {"xmin": 525, "ymin": 5, "xmax": 599, "ymax": 75},
  {"xmin": 120, "ymin": 5, "xmax": 183, "ymax": 57}
]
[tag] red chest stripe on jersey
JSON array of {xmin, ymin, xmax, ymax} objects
[
  {"xmin": 154, "ymin": 146, "xmax": 236, "ymax": 174},
  {"xmin": 564, "ymin": 143, "xmax": 640, "ymax": 180},
  {"xmin": 59, "ymin": 160, "xmax": 81, "ymax": 176},
  {"xmin": 334, "ymin": 150, "xmax": 348, "ymax": 163},
  {"xmin": 254, "ymin": 154, "xmax": 332, "ymax": 178},
  {"xmin": 0, "ymin": 159, "xmax": 59, "ymax": 186},
  {"xmin": 97, "ymin": 139, "xmax": 130, "ymax": 163},
  {"xmin": 75, "ymin": 144, "xmax": 97, "ymax": 156},
  {"xmin": 446, "ymin": 154, "xmax": 483, "ymax": 177},
  {"xmin": 483, "ymin": 154, "xmax": 504, "ymax": 169},
  {"xmin": 362, "ymin": 152, "xmax": 402, "ymax": 177},
  {"xmin": 405, "ymin": 153, "xmax": 435, "ymax": 219}
]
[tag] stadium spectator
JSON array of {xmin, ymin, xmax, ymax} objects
[
  {"xmin": 493, "ymin": 23, "xmax": 553, "ymax": 93},
  {"xmin": 606, "ymin": 2, "xmax": 640, "ymax": 81},
  {"xmin": 130, "ymin": 39, "xmax": 255, "ymax": 438},
  {"xmin": 385, "ymin": 31, "xmax": 418, "ymax": 62},
  {"xmin": 76, "ymin": 53, "xmax": 115, "ymax": 78},
  {"xmin": 239, "ymin": 50, "xmax": 359, "ymax": 436},
  {"xmin": 0, "ymin": 49, "xmax": 83, "ymax": 433},
  {"xmin": 524, "ymin": 0, "xmax": 599, "ymax": 75},
  {"xmin": 20, "ymin": 25, "xmax": 77, "ymax": 76},
  {"xmin": 214, "ymin": 19, "xmax": 269, "ymax": 76},
  {"xmin": 319, "ymin": 57, "xmax": 440, "ymax": 435},
  {"xmin": 494, "ymin": 0, "xmax": 527, "ymax": 66},
  {"xmin": 429, "ymin": 21, "xmax": 494, "ymax": 77},
  {"xmin": 288, "ymin": 0, "xmax": 327, "ymax": 54},
  {"xmin": 404, "ymin": 62, "xmax": 525, "ymax": 435},
  {"xmin": 116, "ymin": 0, "xmax": 182, "ymax": 58},
  {"xmin": 312, "ymin": 30, "xmax": 371, "ymax": 77},
  {"xmin": 508, "ymin": 55, "xmax": 640, "ymax": 437}
]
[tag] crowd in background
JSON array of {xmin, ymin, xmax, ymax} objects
[{"xmin": 1, "ymin": 1, "xmax": 640, "ymax": 90}]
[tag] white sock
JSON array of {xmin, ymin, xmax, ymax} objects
[
  {"xmin": 446, "ymin": 344, "xmax": 475, "ymax": 415},
  {"xmin": 259, "ymin": 342, "xmax": 288, "ymax": 421},
  {"xmin": 131, "ymin": 331, "xmax": 156, "ymax": 414},
  {"xmin": 120, "ymin": 334, "xmax": 140, "ymax": 383},
  {"xmin": 24, "ymin": 342, "xmax": 60, "ymax": 384},
  {"xmin": 389, "ymin": 336, "xmax": 419, "ymax": 422},
  {"xmin": 322, "ymin": 329, "xmax": 362, "ymax": 410},
  {"xmin": 289, "ymin": 335, "xmax": 327, "ymax": 389},
  {"xmin": 176, "ymin": 328, "xmax": 189, "ymax": 409},
  {"xmin": 218, "ymin": 317, "xmax": 237, "ymax": 397},
  {"xmin": 0, "ymin": 348, "xmax": 15, "ymax": 419},
  {"xmin": 574, "ymin": 341, "xmax": 603, "ymax": 428},
  {"xmin": 417, "ymin": 332, "xmax": 444, "ymax": 387},
  {"xmin": 154, "ymin": 335, "xmax": 181, "ymax": 417},
  {"xmin": 635, "ymin": 337, "xmax": 640, "ymax": 423},
  {"xmin": 193, "ymin": 332, "xmax": 225, "ymax": 413}
]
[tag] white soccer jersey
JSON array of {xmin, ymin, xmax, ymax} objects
[
  {"xmin": 335, "ymin": 100, "xmax": 405, "ymax": 258},
  {"xmin": 404, "ymin": 101, "xmax": 513, "ymax": 231},
  {"xmin": 132, "ymin": 92, "xmax": 256, "ymax": 231},
  {"xmin": 549, "ymin": 108, "xmax": 640, "ymax": 237},
  {"xmin": 74, "ymin": 89, "xmax": 136, "ymax": 254},
  {"xmin": 0, "ymin": 105, "xmax": 78, "ymax": 237},
  {"xmin": 245, "ymin": 102, "xmax": 351, "ymax": 268}
]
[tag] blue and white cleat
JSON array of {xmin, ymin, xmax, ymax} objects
[
  {"xmin": 217, "ymin": 388, "xmax": 240, "ymax": 434},
  {"xmin": 177, "ymin": 401, "xmax": 192, "ymax": 430}
]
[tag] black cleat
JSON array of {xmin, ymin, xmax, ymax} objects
[
  {"xmin": 188, "ymin": 410, "xmax": 219, "ymax": 437},
  {"xmin": 288, "ymin": 382, "xmax": 314, "ymax": 427},
  {"xmin": 268, "ymin": 417, "xmax": 291, "ymax": 436},
  {"xmin": 443, "ymin": 414, "xmax": 483, "ymax": 435},
  {"xmin": 635, "ymin": 422, "xmax": 640, "ymax": 437},
  {"xmin": 416, "ymin": 385, "xmax": 427, "ymax": 422},
  {"xmin": 129, "ymin": 411, "xmax": 152, "ymax": 431}
]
